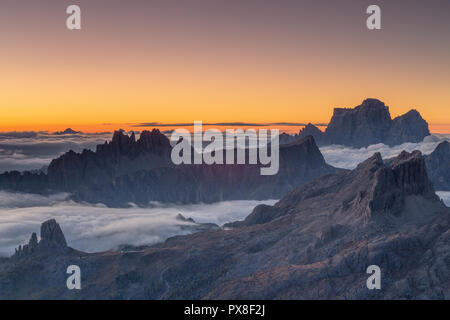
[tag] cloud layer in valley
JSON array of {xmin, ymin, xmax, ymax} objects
[
  {"xmin": 0, "ymin": 131, "xmax": 111, "ymax": 173},
  {"xmin": 0, "ymin": 191, "xmax": 276, "ymax": 256},
  {"xmin": 320, "ymin": 134, "xmax": 450, "ymax": 170}
]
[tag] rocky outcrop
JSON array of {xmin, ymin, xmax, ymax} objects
[
  {"xmin": 368, "ymin": 151, "xmax": 438, "ymax": 219},
  {"xmin": 324, "ymin": 99, "xmax": 430, "ymax": 147},
  {"xmin": 12, "ymin": 219, "xmax": 69, "ymax": 259},
  {"xmin": 39, "ymin": 219, "xmax": 68, "ymax": 248},
  {"xmin": 325, "ymin": 99, "xmax": 392, "ymax": 147},
  {"xmin": 1, "ymin": 151, "xmax": 448, "ymax": 299},
  {"xmin": 425, "ymin": 141, "xmax": 450, "ymax": 191}
]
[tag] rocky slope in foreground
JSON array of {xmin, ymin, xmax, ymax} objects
[{"xmin": 0, "ymin": 150, "xmax": 448, "ymax": 299}]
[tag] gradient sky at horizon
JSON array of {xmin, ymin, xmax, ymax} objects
[{"xmin": 1, "ymin": 0, "xmax": 449, "ymax": 133}]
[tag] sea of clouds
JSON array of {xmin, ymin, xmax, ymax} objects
[
  {"xmin": 2, "ymin": 130, "xmax": 448, "ymax": 174},
  {"xmin": 0, "ymin": 131, "xmax": 112, "ymax": 173},
  {"xmin": 0, "ymin": 191, "xmax": 276, "ymax": 256},
  {"xmin": 320, "ymin": 134, "xmax": 450, "ymax": 170}
]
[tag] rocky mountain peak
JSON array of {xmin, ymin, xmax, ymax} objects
[
  {"xmin": 390, "ymin": 150, "xmax": 436, "ymax": 197},
  {"xmin": 389, "ymin": 110, "xmax": 430, "ymax": 145},
  {"xmin": 279, "ymin": 135, "xmax": 328, "ymax": 168},
  {"xmin": 359, "ymin": 98, "xmax": 389, "ymax": 110},
  {"xmin": 323, "ymin": 99, "xmax": 430, "ymax": 147},
  {"xmin": 325, "ymin": 99, "xmax": 392, "ymax": 147},
  {"xmin": 29, "ymin": 232, "xmax": 38, "ymax": 249},
  {"xmin": 355, "ymin": 152, "xmax": 384, "ymax": 171},
  {"xmin": 39, "ymin": 219, "xmax": 67, "ymax": 248}
]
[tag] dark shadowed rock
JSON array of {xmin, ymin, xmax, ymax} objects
[
  {"xmin": 0, "ymin": 171, "xmax": 48, "ymax": 194},
  {"xmin": 279, "ymin": 124, "xmax": 325, "ymax": 146},
  {"xmin": 1, "ymin": 149, "xmax": 448, "ymax": 299},
  {"xmin": 325, "ymin": 99, "xmax": 392, "ymax": 147},
  {"xmin": 176, "ymin": 213, "xmax": 195, "ymax": 223},
  {"xmin": 389, "ymin": 110, "xmax": 430, "ymax": 145},
  {"xmin": 298, "ymin": 123, "xmax": 325, "ymax": 145},
  {"xmin": 425, "ymin": 141, "xmax": 450, "ymax": 191},
  {"xmin": 1, "ymin": 130, "xmax": 338, "ymax": 205},
  {"xmin": 53, "ymin": 128, "xmax": 82, "ymax": 135},
  {"xmin": 11, "ymin": 219, "xmax": 71, "ymax": 261},
  {"xmin": 28, "ymin": 233, "xmax": 38, "ymax": 250},
  {"xmin": 39, "ymin": 219, "xmax": 67, "ymax": 248},
  {"xmin": 71, "ymin": 135, "xmax": 339, "ymax": 206},
  {"xmin": 390, "ymin": 151, "xmax": 436, "ymax": 198},
  {"xmin": 323, "ymin": 99, "xmax": 430, "ymax": 147},
  {"xmin": 47, "ymin": 129, "xmax": 173, "ymax": 192},
  {"xmin": 230, "ymin": 150, "xmax": 440, "ymax": 227},
  {"xmin": 1, "ymin": 150, "xmax": 448, "ymax": 299},
  {"xmin": 175, "ymin": 214, "xmax": 219, "ymax": 232}
]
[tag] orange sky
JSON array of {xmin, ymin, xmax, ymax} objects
[{"xmin": 1, "ymin": 1, "xmax": 449, "ymax": 133}]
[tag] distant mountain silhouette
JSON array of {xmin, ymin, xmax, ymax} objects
[
  {"xmin": 0, "ymin": 130, "xmax": 338, "ymax": 205},
  {"xmin": 281, "ymin": 99, "xmax": 430, "ymax": 148},
  {"xmin": 71, "ymin": 135, "xmax": 338, "ymax": 206},
  {"xmin": 2, "ymin": 150, "xmax": 448, "ymax": 299}
]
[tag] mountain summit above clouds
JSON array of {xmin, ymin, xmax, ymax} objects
[
  {"xmin": 294, "ymin": 99, "xmax": 430, "ymax": 148},
  {"xmin": 0, "ymin": 131, "xmax": 338, "ymax": 205},
  {"xmin": 1, "ymin": 150, "xmax": 448, "ymax": 299},
  {"xmin": 53, "ymin": 128, "xmax": 82, "ymax": 135},
  {"xmin": 382, "ymin": 141, "xmax": 450, "ymax": 192}
]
